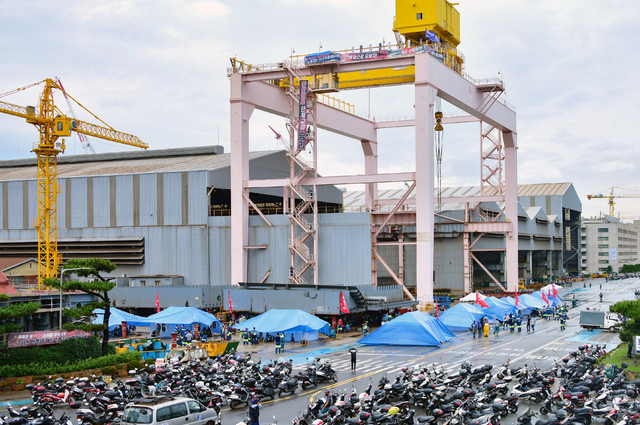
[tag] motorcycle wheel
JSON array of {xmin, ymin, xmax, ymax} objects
[
  {"xmin": 302, "ymin": 383, "xmax": 308, "ymax": 390},
  {"xmin": 533, "ymin": 393, "xmax": 543, "ymax": 403},
  {"xmin": 332, "ymin": 373, "xmax": 338, "ymax": 383},
  {"xmin": 496, "ymin": 373, "xmax": 504, "ymax": 380},
  {"xmin": 539, "ymin": 406, "xmax": 549, "ymax": 415},
  {"xmin": 67, "ymin": 396, "xmax": 76, "ymax": 405},
  {"xmin": 490, "ymin": 417, "xmax": 499, "ymax": 425},
  {"xmin": 509, "ymin": 404, "xmax": 518, "ymax": 414},
  {"xmin": 500, "ymin": 387, "xmax": 508, "ymax": 395},
  {"xmin": 278, "ymin": 389, "xmax": 283, "ymax": 397},
  {"xmin": 230, "ymin": 401, "xmax": 241, "ymax": 409}
]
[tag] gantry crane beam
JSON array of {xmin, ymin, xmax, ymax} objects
[{"xmin": 0, "ymin": 78, "xmax": 147, "ymax": 286}]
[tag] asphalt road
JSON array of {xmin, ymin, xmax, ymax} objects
[{"xmin": 2, "ymin": 277, "xmax": 636, "ymax": 425}]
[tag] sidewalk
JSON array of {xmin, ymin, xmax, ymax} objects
[{"xmin": 0, "ymin": 330, "xmax": 365, "ymax": 406}]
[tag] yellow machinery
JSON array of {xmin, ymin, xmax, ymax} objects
[
  {"xmin": 587, "ymin": 187, "xmax": 640, "ymax": 217},
  {"xmin": 233, "ymin": 0, "xmax": 464, "ymax": 95},
  {"xmin": 0, "ymin": 78, "xmax": 148, "ymax": 286}
]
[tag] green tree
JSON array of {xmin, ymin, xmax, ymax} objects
[
  {"xmin": 0, "ymin": 293, "xmax": 41, "ymax": 336},
  {"xmin": 610, "ymin": 299, "xmax": 640, "ymax": 342},
  {"xmin": 620, "ymin": 264, "xmax": 640, "ymax": 273},
  {"xmin": 607, "ymin": 265, "xmax": 613, "ymax": 273},
  {"xmin": 44, "ymin": 258, "xmax": 117, "ymax": 356}
]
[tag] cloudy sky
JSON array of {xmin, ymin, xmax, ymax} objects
[{"xmin": 0, "ymin": 0, "xmax": 638, "ymax": 219}]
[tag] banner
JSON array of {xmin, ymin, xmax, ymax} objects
[
  {"xmin": 296, "ymin": 80, "xmax": 309, "ymax": 151},
  {"xmin": 304, "ymin": 52, "xmax": 341, "ymax": 65},
  {"xmin": 341, "ymin": 51, "xmax": 388, "ymax": 62},
  {"xmin": 425, "ymin": 29, "xmax": 440, "ymax": 44},
  {"xmin": 228, "ymin": 290, "xmax": 233, "ymax": 313},
  {"xmin": 340, "ymin": 291, "xmax": 350, "ymax": 314},
  {"xmin": 8, "ymin": 330, "xmax": 91, "ymax": 348},
  {"xmin": 515, "ymin": 286, "xmax": 519, "ymax": 306},
  {"xmin": 610, "ymin": 248, "xmax": 618, "ymax": 261}
]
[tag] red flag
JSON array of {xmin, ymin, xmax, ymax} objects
[
  {"xmin": 340, "ymin": 291, "xmax": 350, "ymax": 314},
  {"xmin": 228, "ymin": 290, "xmax": 233, "ymax": 313},
  {"xmin": 542, "ymin": 291, "xmax": 549, "ymax": 305},
  {"xmin": 552, "ymin": 285, "xmax": 558, "ymax": 298},
  {"xmin": 155, "ymin": 292, "xmax": 160, "ymax": 312},
  {"xmin": 434, "ymin": 296, "xmax": 440, "ymax": 319},
  {"xmin": 548, "ymin": 288, "xmax": 552, "ymax": 298},
  {"xmin": 515, "ymin": 286, "xmax": 519, "ymax": 306},
  {"xmin": 476, "ymin": 292, "xmax": 490, "ymax": 309}
]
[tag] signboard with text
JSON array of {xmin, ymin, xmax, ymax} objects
[
  {"xmin": 7, "ymin": 330, "xmax": 91, "ymax": 348},
  {"xmin": 296, "ymin": 80, "xmax": 309, "ymax": 151}
]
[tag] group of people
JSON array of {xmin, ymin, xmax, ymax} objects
[{"xmin": 175, "ymin": 324, "xmax": 194, "ymax": 346}]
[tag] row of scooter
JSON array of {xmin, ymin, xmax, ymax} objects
[{"xmin": 293, "ymin": 344, "xmax": 640, "ymax": 424}]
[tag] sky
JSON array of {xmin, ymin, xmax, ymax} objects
[{"xmin": 0, "ymin": 0, "xmax": 639, "ymax": 219}]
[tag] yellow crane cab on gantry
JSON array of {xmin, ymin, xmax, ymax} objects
[
  {"xmin": 230, "ymin": 0, "xmax": 465, "ymax": 95},
  {"xmin": 0, "ymin": 78, "xmax": 148, "ymax": 286},
  {"xmin": 587, "ymin": 187, "xmax": 640, "ymax": 217}
]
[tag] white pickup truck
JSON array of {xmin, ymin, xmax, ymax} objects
[{"xmin": 579, "ymin": 310, "xmax": 623, "ymax": 332}]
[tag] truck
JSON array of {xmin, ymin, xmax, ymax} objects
[{"xmin": 579, "ymin": 310, "xmax": 623, "ymax": 332}]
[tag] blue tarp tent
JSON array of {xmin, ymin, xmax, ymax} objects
[
  {"xmin": 92, "ymin": 308, "xmax": 148, "ymax": 331},
  {"xmin": 501, "ymin": 296, "xmax": 532, "ymax": 315},
  {"xmin": 359, "ymin": 311, "xmax": 455, "ymax": 346},
  {"xmin": 530, "ymin": 291, "xmax": 561, "ymax": 307},
  {"xmin": 485, "ymin": 297, "xmax": 519, "ymax": 319},
  {"xmin": 139, "ymin": 307, "xmax": 222, "ymax": 338},
  {"xmin": 231, "ymin": 309, "xmax": 330, "ymax": 342},
  {"xmin": 518, "ymin": 293, "xmax": 546, "ymax": 310},
  {"xmin": 439, "ymin": 303, "xmax": 496, "ymax": 332}
]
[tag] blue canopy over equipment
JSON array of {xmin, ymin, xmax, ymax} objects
[
  {"xmin": 439, "ymin": 303, "xmax": 496, "ymax": 332},
  {"xmin": 530, "ymin": 291, "xmax": 562, "ymax": 307},
  {"xmin": 231, "ymin": 309, "xmax": 330, "ymax": 342},
  {"xmin": 518, "ymin": 293, "xmax": 546, "ymax": 310},
  {"xmin": 140, "ymin": 307, "xmax": 222, "ymax": 337},
  {"xmin": 358, "ymin": 311, "xmax": 455, "ymax": 346},
  {"xmin": 92, "ymin": 308, "xmax": 148, "ymax": 331}
]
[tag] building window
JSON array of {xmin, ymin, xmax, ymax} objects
[
  {"xmin": 598, "ymin": 260, "xmax": 609, "ymax": 264},
  {"xmin": 598, "ymin": 237, "xmax": 609, "ymax": 241},
  {"xmin": 140, "ymin": 280, "xmax": 146, "ymax": 287},
  {"xmin": 416, "ymin": 12, "xmax": 423, "ymax": 19},
  {"xmin": 598, "ymin": 244, "xmax": 609, "ymax": 248},
  {"xmin": 598, "ymin": 228, "xmax": 609, "ymax": 232},
  {"xmin": 599, "ymin": 267, "xmax": 609, "ymax": 271},
  {"xmin": 598, "ymin": 252, "xmax": 608, "ymax": 256},
  {"xmin": 155, "ymin": 280, "xmax": 161, "ymax": 286}
]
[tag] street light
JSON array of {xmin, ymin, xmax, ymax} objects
[{"xmin": 59, "ymin": 267, "xmax": 91, "ymax": 330}]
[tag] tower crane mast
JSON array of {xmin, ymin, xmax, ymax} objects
[
  {"xmin": 0, "ymin": 78, "xmax": 147, "ymax": 286},
  {"xmin": 587, "ymin": 187, "xmax": 640, "ymax": 217}
]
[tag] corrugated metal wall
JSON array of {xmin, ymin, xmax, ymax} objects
[{"xmin": 209, "ymin": 213, "xmax": 371, "ymax": 287}]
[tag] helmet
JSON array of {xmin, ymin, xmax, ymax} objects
[{"xmin": 325, "ymin": 390, "xmax": 330, "ymax": 396}]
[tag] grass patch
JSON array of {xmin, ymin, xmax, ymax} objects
[{"xmin": 600, "ymin": 342, "xmax": 640, "ymax": 373}]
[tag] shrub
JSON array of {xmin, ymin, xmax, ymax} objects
[
  {"xmin": 1, "ymin": 337, "xmax": 103, "ymax": 366},
  {"xmin": 127, "ymin": 360, "xmax": 144, "ymax": 371},
  {"xmin": 144, "ymin": 358, "xmax": 155, "ymax": 366},
  {"xmin": 0, "ymin": 351, "xmax": 142, "ymax": 378},
  {"xmin": 101, "ymin": 366, "xmax": 117, "ymax": 377}
]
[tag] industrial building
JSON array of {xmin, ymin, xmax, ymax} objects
[
  {"xmin": 581, "ymin": 215, "xmax": 639, "ymax": 274},
  {"xmin": 344, "ymin": 182, "xmax": 582, "ymax": 296}
]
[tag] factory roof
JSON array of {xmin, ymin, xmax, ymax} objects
[
  {"xmin": 0, "ymin": 146, "xmax": 279, "ymax": 180},
  {"xmin": 342, "ymin": 183, "xmax": 576, "ymax": 211}
]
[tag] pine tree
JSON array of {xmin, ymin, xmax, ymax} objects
[
  {"xmin": 0, "ymin": 293, "xmax": 41, "ymax": 336},
  {"xmin": 44, "ymin": 258, "xmax": 117, "ymax": 356}
]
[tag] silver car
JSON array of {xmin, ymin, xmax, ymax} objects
[{"xmin": 122, "ymin": 396, "xmax": 220, "ymax": 425}]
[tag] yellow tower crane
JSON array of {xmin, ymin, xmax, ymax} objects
[
  {"xmin": 0, "ymin": 78, "xmax": 148, "ymax": 286},
  {"xmin": 587, "ymin": 187, "xmax": 640, "ymax": 217}
]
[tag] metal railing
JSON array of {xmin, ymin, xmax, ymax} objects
[{"xmin": 209, "ymin": 205, "xmax": 344, "ymax": 217}]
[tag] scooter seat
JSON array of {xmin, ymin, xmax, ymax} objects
[{"xmin": 417, "ymin": 416, "xmax": 435, "ymax": 423}]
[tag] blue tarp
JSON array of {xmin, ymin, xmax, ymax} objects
[
  {"xmin": 92, "ymin": 308, "xmax": 149, "ymax": 331},
  {"xmin": 439, "ymin": 303, "xmax": 497, "ymax": 332},
  {"xmin": 140, "ymin": 307, "xmax": 222, "ymax": 337},
  {"xmin": 518, "ymin": 293, "xmax": 546, "ymax": 309},
  {"xmin": 501, "ymin": 296, "xmax": 532, "ymax": 315},
  {"xmin": 530, "ymin": 291, "xmax": 562, "ymax": 307},
  {"xmin": 231, "ymin": 309, "xmax": 330, "ymax": 342},
  {"xmin": 358, "ymin": 311, "xmax": 455, "ymax": 346},
  {"xmin": 485, "ymin": 297, "xmax": 519, "ymax": 319}
]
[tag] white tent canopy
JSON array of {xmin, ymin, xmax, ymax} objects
[{"xmin": 459, "ymin": 292, "xmax": 487, "ymax": 302}]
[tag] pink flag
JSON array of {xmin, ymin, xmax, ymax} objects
[
  {"xmin": 434, "ymin": 296, "xmax": 440, "ymax": 319},
  {"xmin": 542, "ymin": 291, "xmax": 550, "ymax": 305},
  {"xmin": 155, "ymin": 292, "xmax": 160, "ymax": 312},
  {"xmin": 228, "ymin": 290, "xmax": 234, "ymax": 313},
  {"xmin": 515, "ymin": 286, "xmax": 519, "ymax": 306}
]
